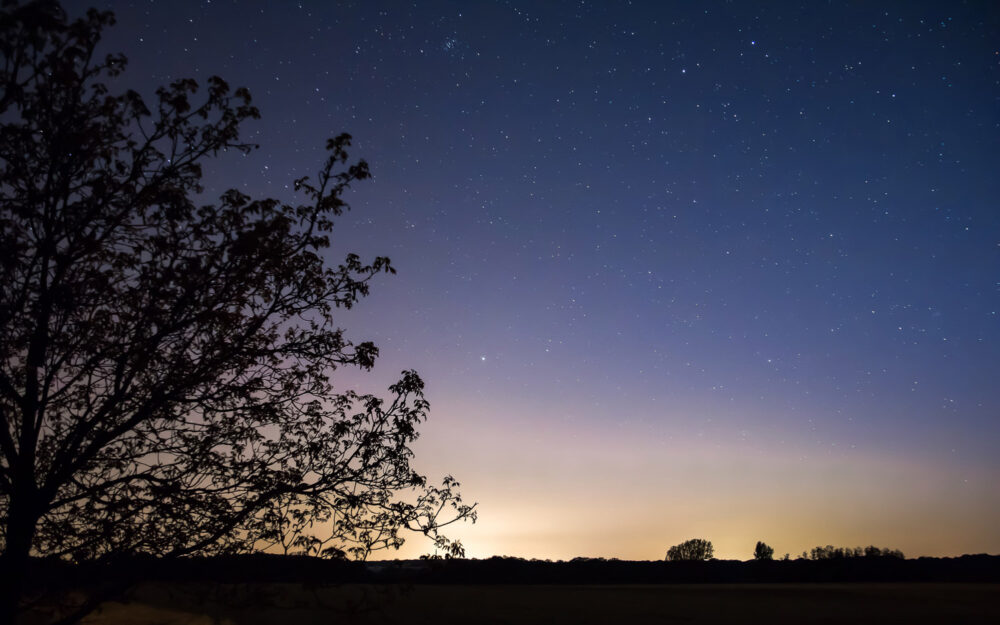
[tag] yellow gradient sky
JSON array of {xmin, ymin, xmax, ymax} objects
[{"xmin": 377, "ymin": 391, "xmax": 999, "ymax": 561}]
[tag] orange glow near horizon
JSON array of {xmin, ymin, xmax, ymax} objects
[{"xmin": 370, "ymin": 391, "xmax": 1000, "ymax": 562}]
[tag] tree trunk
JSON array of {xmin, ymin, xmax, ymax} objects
[{"xmin": 1, "ymin": 499, "xmax": 37, "ymax": 624}]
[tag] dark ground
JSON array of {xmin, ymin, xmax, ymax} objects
[
  {"xmin": 48, "ymin": 582, "xmax": 1000, "ymax": 625},
  {"xmin": 17, "ymin": 554, "xmax": 1000, "ymax": 624}
]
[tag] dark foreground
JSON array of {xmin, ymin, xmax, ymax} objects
[
  {"xmin": 17, "ymin": 555, "xmax": 1000, "ymax": 623},
  {"xmin": 38, "ymin": 582, "xmax": 998, "ymax": 624}
]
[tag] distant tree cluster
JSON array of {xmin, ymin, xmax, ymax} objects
[
  {"xmin": 660, "ymin": 540, "xmax": 903, "ymax": 563},
  {"xmin": 753, "ymin": 541, "xmax": 775, "ymax": 561},
  {"xmin": 665, "ymin": 539, "xmax": 714, "ymax": 561},
  {"xmin": 808, "ymin": 545, "xmax": 904, "ymax": 560}
]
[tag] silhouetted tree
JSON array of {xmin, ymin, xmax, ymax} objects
[
  {"xmin": 863, "ymin": 545, "xmax": 904, "ymax": 559},
  {"xmin": 0, "ymin": 1, "xmax": 475, "ymax": 620},
  {"xmin": 666, "ymin": 538, "xmax": 714, "ymax": 561},
  {"xmin": 753, "ymin": 541, "xmax": 774, "ymax": 561}
]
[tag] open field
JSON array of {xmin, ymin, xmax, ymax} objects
[{"xmin": 44, "ymin": 582, "xmax": 999, "ymax": 625}]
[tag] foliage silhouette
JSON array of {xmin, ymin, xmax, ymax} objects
[
  {"xmin": 809, "ymin": 545, "xmax": 904, "ymax": 560},
  {"xmin": 753, "ymin": 541, "xmax": 774, "ymax": 561},
  {"xmin": 0, "ymin": 0, "xmax": 474, "ymax": 619},
  {"xmin": 666, "ymin": 538, "xmax": 714, "ymax": 561}
]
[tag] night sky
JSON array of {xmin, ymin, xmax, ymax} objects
[{"xmin": 71, "ymin": 0, "xmax": 1000, "ymax": 560}]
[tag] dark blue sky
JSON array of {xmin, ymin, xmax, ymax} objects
[{"xmin": 75, "ymin": 0, "xmax": 1000, "ymax": 558}]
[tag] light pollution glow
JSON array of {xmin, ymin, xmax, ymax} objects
[{"xmin": 371, "ymin": 387, "xmax": 999, "ymax": 561}]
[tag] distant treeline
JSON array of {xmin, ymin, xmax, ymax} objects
[
  {"xmin": 392, "ymin": 554, "xmax": 998, "ymax": 584},
  {"xmin": 24, "ymin": 552, "xmax": 1000, "ymax": 586},
  {"xmin": 805, "ymin": 545, "xmax": 904, "ymax": 560},
  {"xmin": 662, "ymin": 538, "xmax": 904, "ymax": 563}
]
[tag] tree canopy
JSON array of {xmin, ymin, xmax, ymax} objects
[
  {"xmin": 665, "ymin": 538, "xmax": 714, "ymax": 562},
  {"xmin": 0, "ymin": 0, "xmax": 474, "ymax": 618},
  {"xmin": 753, "ymin": 541, "xmax": 774, "ymax": 561}
]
